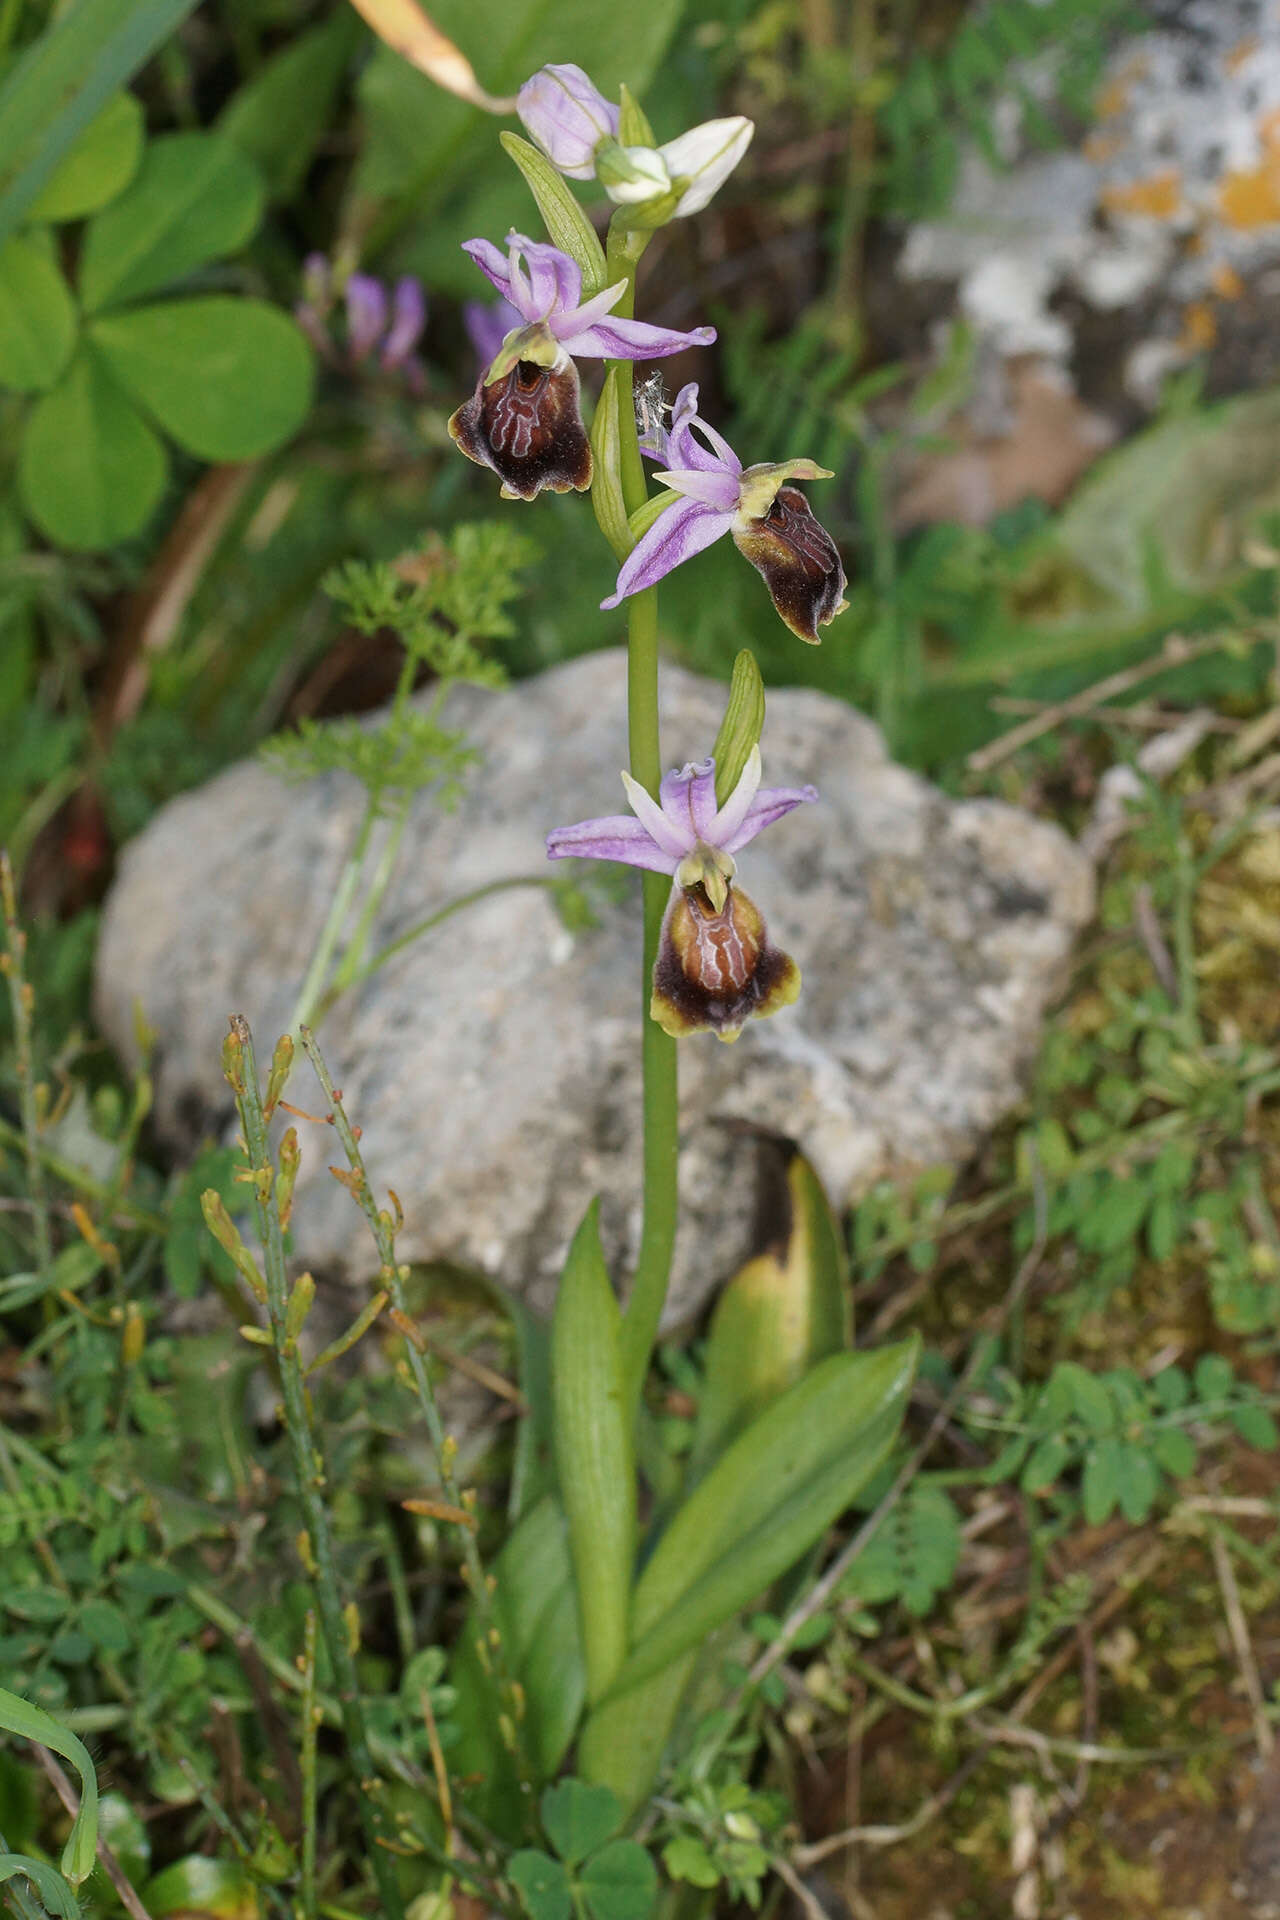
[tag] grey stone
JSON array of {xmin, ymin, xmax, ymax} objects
[{"xmin": 94, "ymin": 650, "xmax": 1094, "ymax": 1323}]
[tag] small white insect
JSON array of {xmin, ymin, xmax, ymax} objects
[{"xmin": 635, "ymin": 371, "xmax": 669, "ymax": 450}]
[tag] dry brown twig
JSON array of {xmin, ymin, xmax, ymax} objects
[{"xmin": 967, "ymin": 632, "xmax": 1235, "ymax": 774}]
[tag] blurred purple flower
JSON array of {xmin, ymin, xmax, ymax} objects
[
  {"xmin": 463, "ymin": 296, "xmax": 523, "ymax": 374},
  {"xmin": 295, "ymin": 257, "xmax": 428, "ymax": 392}
]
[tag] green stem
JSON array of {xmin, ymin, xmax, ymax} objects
[
  {"xmin": 1, "ymin": 854, "xmax": 52, "ymax": 1284},
  {"xmin": 300, "ymin": 1610, "xmax": 319, "ymax": 1920},
  {"xmin": 225, "ymin": 1018, "xmax": 404, "ymax": 1920},
  {"xmin": 595, "ymin": 230, "xmax": 680, "ymax": 1419}
]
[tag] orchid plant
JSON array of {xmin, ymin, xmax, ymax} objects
[
  {"xmin": 233, "ymin": 39, "xmax": 917, "ymax": 1897},
  {"xmin": 424, "ymin": 54, "xmax": 918, "ymax": 1851}
]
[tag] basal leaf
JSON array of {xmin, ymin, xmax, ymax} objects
[
  {"xmin": 691, "ymin": 1151, "xmax": 849, "ymax": 1476},
  {"xmin": 19, "ymin": 349, "xmax": 166, "ymax": 549},
  {"xmin": 551, "ymin": 1200, "xmax": 633, "ymax": 1704},
  {"xmin": 608, "ymin": 1341, "xmax": 918, "ymax": 1696},
  {"xmin": 0, "ymin": 232, "xmax": 75, "ymax": 392},
  {"xmin": 90, "ymin": 297, "xmax": 313, "ymax": 460},
  {"xmin": 80, "ymin": 132, "xmax": 263, "ymax": 311},
  {"xmin": 28, "ymin": 91, "xmax": 143, "ymax": 222}
]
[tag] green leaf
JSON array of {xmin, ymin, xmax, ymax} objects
[
  {"xmin": 510, "ymin": 1850, "xmax": 571, "ymax": 1920},
  {"xmin": 1081, "ymin": 1437, "xmax": 1123, "ymax": 1526},
  {"xmin": 500, "ymin": 133, "xmax": 608, "ymax": 298},
  {"xmin": 0, "ymin": 1686, "xmax": 98, "ymax": 1883},
  {"xmin": 5, "ymin": 1585, "xmax": 69, "ymax": 1621},
  {"xmin": 579, "ymin": 1839, "xmax": 658, "ymax": 1920},
  {"xmin": 1194, "ymin": 1354, "xmax": 1235, "ymax": 1402},
  {"xmin": 1231, "ymin": 1402, "xmax": 1279, "ymax": 1452},
  {"xmin": 1153, "ymin": 1427, "xmax": 1196, "ymax": 1477},
  {"xmin": 576, "ymin": 1650, "xmax": 697, "ymax": 1816},
  {"xmin": 1115, "ymin": 1443, "xmax": 1159, "ymax": 1523},
  {"xmin": 609, "ymin": 1340, "xmax": 918, "ymax": 1697},
  {"xmin": 90, "ymin": 297, "xmax": 313, "ymax": 460},
  {"xmin": 1021, "ymin": 1434, "xmax": 1071, "ymax": 1494},
  {"xmin": 1055, "ymin": 1362, "xmax": 1115, "ymax": 1435},
  {"xmin": 540, "ymin": 1781, "xmax": 621, "ymax": 1867},
  {"xmin": 218, "ymin": 11, "xmax": 358, "ymax": 202},
  {"xmin": 710, "ymin": 649, "xmax": 767, "ymax": 811},
  {"xmin": 80, "ymin": 132, "xmax": 263, "ymax": 311},
  {"xmin": 551, "ymin": 1201, "xmax": 634, "ymax": 1704},
  {"xmin": 28, "ymin": 92, "xmax": 143, "ymax": 222},
  {"xmin": 0, "ymin": 233, "xmax": 75, "ymax": 391},
  {"xmin": 0, "ymin": 0, "xmax": 202, "ymax": 248},
  {"xmin": 143, "ymin": 1857, "xmax": 257, "ymax": 1919},
  {"xmin": 0, "ymin": 1855, "xmax": 80, "ymax": 1920},
  {"xmin": 19, "ymin": 349, "xmax": 166, "ymax": 549},
  {"xmin": 81, "ymin": 1598, "xmax": 131, "ymax": 1652},
  {"xmin": 662, "ymin": 1836, "xmax": 718, "ymax": 1889},
  {"xmin": 691, "ymin": 1151, "xmax": 848, "ymax": 1475}
]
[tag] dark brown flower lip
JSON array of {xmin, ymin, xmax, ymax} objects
[
  {"xmin": 732, "ymin": 485, "xmax": 847, "ymax": 644},
  {"xmin": 447, "ymin": 356, "xmax": 592, "ymax": 501},
  {"xmin": 651, "ymin": 881, "xmax": 800, "ymax": 1043}
]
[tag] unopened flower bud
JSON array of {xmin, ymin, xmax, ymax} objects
[{"xmin": 517, "ymin": 62, "xmax": 619, "ymax": 179}]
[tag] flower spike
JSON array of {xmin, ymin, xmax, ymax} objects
[
  {"xmin": 449, "ymin": 234, "xmax": 715, "ymax": 500},
  {"xmin": 548, "ymin": 748, "xmax": 817, "ymax": 1042},
  {"xmin": 603, "ymin": 384, "xmax": 848, "ymax": 642}
]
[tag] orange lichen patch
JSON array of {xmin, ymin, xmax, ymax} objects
[
  {"xmin": 1218, "ymin": 162, "xmax": 1280, "ymax": 229},
  {"xmin": 1227, "ymin": 36, "xmax": 1261, "ymax": 73},
  {"xmin": 1083, "ymin": 131, "xmax": 1123, "ymax": 164},
  {"xmin": 1178, "ymin": 301, "xmax": 1218, "ymax": 352},
  {"xmin": 1095, "ymin": 58, "xmax": 1146, "ymax": 122},
  {"xmin": 1260, "ymin": 106, "xmax": 1280, "ymax": 150},
  {"xmin": 1100, "ymin": 170, "xmax": 1182, "ymax": 219},
  {"xmin": 1210, "ymin": 261, "xmax": 1246, "ymax": 299}
]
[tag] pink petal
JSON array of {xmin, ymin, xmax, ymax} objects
[
  {"xmin": 655, "ymin": 464, "xmax": 741, "ymax": 511},
  {"xmin": 462, "ymin": 237, "xmax": 517, "ymax": 306},
  {"xmin": 708, "ymin": 745, "xmax": 762, "ymax": 845},
  {"xmin": 620, "ymin": 771, "xmax": 693, "ymax": 858},
  {"xmin": 659, "ymin": 759, "xmax": 718, "ymax": 842},
  {"xmin": 546, "ymin": 813, "xmax": 680, "ymax": 872},
  {"xmin": 721, "ymin": 783, "xmax": 819, "ymax": 853},
  {"xmin": 559, "ymin": 315, "xmax": 716, "ymax": 361},
  {"xmin": 601, "ymin": 496, "xmax": 734, "ymax": 607},
  {"xmin": 510, "ymin": 232, "xmax": 581, "ymax": 318}
]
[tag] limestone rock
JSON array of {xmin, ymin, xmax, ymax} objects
[{"xmin": 94, "ymin": 650, "xmax": 1094, "ymax": 1323}]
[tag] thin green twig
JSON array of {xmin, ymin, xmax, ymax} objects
[
  {"xmin": 223, "ymin": 1017, "xmax": 404, "ymax": 1920},
  {"xmin": 1, "ymin": 853, "xmax": 52, "ymax": 1283},
  {"xmin": 298, "ymin": 1025, "xmax": 533, "ymax": 1797}
]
